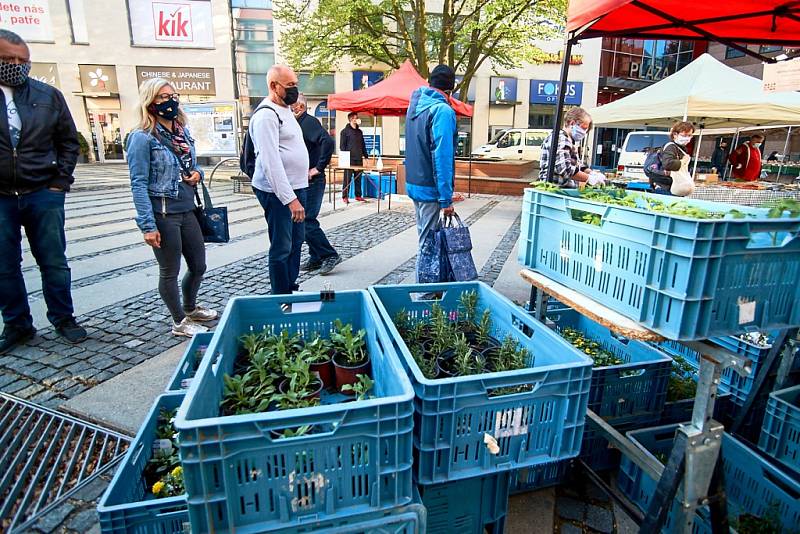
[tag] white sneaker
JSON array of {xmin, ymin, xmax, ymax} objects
[
  {"xmin": 185, "ymin": 306, "xmax": 218, "ymax": 322},
  {"xmin": 172, "ymin": 318, "xmax": 209, "ymax": 337}
]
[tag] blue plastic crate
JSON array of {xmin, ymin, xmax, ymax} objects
[
  {"xmin": 509, "ymin": 460, "xmax": 571, "ymax": 494},
  {"xmin": 659, "ymin": 333, "xmax": 797, "ymax": 406},
  {"xmin": 620, "ymin": 423, "xmax": 800, "ymax": 532},
  {"xmin": 759, "ymin": 384, "xmax": 800, "ymax": 478},
  {"xmin": 165, "ymin": 333, "xmax": 212, "ymax": 392},
  {"xmin": 420, "ymin": 472, "xmax": 510, "ymax": 534},
  {"xmin": 547, "ymin": 307, "xmax": 672, "ymax": 424},
  {"xmin": 580, "ymin": 419, "xmax": 650, "ymax": 472},
  {"xmin": 175, "ymin": 291, "xmax": 415, "ymax": 534},
  {"xmin": 518, "ymin": 188, "xmax": 800, "ymax": 340},
  {"xmin": 346, "ymin": 171, "xmax": 396, "ymax": 199},
  {"xmin": 98, "ymin": 393, "xmax": 188, "ymax": 534},
  {"xmin": 368, "ymin": 282, "xmax": 593, "ymax": 485},
  {"xmin": 283, "ymin": 490, "xmax": 426, "ymax": 533}
]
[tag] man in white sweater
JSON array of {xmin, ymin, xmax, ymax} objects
[{"xmin": 250, "ymin": 65, "xmax": 310, "ymax": 294}]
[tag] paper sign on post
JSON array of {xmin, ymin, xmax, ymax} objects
[
  {"xmin": 738, "ymin": 298, "xmax": 756, "ymax": 325},
  {"xmin": 339, "ymin": 150, "xmax": 351, "ymax": 168}
]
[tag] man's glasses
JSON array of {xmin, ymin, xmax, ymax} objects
[{"xmin": 155, "ymin": 93, "xmax": 180, "ymax": 103}]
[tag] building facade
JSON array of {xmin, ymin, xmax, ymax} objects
[{"xmin": 5, "ymin": 0, "xmax": 236, "ymax": 162}]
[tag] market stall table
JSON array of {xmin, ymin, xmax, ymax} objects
[{"xmin": 328, "ymin": 166, "xmax": 395, "ymax": 213}]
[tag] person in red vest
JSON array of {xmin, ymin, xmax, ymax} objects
[{"xmin": 728, "ymin": 134, "xmax": 764, "ymax": 181}]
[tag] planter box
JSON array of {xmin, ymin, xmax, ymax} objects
[
  {"xmin": 97, "ymin": 393, "xmax": 188, "ymax": 534},
  {"xmin": 175, "ymin": 291, "xmax": 415, "ymax": 533},
  {"xmin": 759, "ymin": 384, "xmax": 800, "ymax": 477},
  {"xmin": 547, "ymin": 307, "xmax": 672, "ymax": 425},
  {"xmin": 369, "ymin": 281, "xmax": 593, "ymax": 485},
  {"xmin": 519, "ymin": 189, "xmax": 800, "ymax": 339}
]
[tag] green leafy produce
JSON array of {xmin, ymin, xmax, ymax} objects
[
  {"xmin": 734, "ymin": 502, "xmax": 789, "ymax": 534},
  {"xmin": 341, "ymin": 374, "xmax": 374, "ymax": 400},
  {"xmin": 458, "ymin": 290, "xmax": 479, "ymax": 324},
  {"xmin": 667, "ymin": 355, "xmax": 697, "ymax": 402},
  {"xmin": 764, "ymin": 199, "xmax": 800, "ymax": 219},
  {"xmin": 558, "ymin": 327, "xmax": 623, "ymax": 367},
  {"xmin": 331, "ymin": 319, "xmax": 368, "ymax": 365}
]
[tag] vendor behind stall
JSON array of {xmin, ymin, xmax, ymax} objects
[
  {"xmin": 728, "ymin": 134, "xmax": 764, "ymax": 181},
  {"xmin": 539, "ymin": 107, "xmax": 605, "ymax": 188}
]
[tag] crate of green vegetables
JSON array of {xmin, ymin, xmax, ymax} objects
[
  {"xmin": 547, "ymin": 307, "xmax": 672, "ymax": 425},
  {"xmin": 519, "ymin": 185, "xmax": 800, "ymax": 340},
  {"xmin": 659, "ymin": 353, "xmax": 731, "ymax": 425},
  {"xmin": 175, "ymin": 291, "xmax": 415, "ymax": 533},
  {"xmin": 369, "ymin": 281, "xmax": 593, "ymax": 485}
]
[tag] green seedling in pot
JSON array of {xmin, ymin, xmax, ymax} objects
[
  {"xmin": 341, "ymin": 374, "xmax": 374, "ymax": 400},
  {"xmin": 476, "ymin": 309, "xmax": 493, "ymax": 347},
  {"xmin": 453, "ymin": 334, "xmax": 485, "ymax": 376},
  {"xmin": 393, "ymin": 308, "xmax": 410, "ymax": 336},
  {"xmin": 301, "ymin": 336, "xmax": 332, "ymax": 364},
  {"xmin": 411, "ymin": 344, "xmax": 438, "ymax": 379},
  {"xmin": 458, "ymin": 290, "xmax": 479, "ymax": 325},
  {"xmin": 332, "ymin": 319, "xmax": 368, "ymax": 365}
]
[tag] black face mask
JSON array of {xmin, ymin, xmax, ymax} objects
[
  {"xmin": 282, "ymin": 86, "xmax": 299, "ymax": 106},
  {"xmin": 0, "ymin": 61, "xmax": 31, "ymax": 87},
  {"xmin": 152, "ymin": 98, "xmax": 180, "ymax": 120}
]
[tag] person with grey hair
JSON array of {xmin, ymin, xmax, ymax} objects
[
  {"xmin": 250, "ymin": 65, "xmax": 309, "ymax": 294},
  {"xmin": 291, "ymin": 94, "xmax": 340, "ymax": 275},
  {"xmin": 0, "ymin": 29, "xmax": 86, "ymax": 352}
]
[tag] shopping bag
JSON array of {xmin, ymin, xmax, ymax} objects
[
  {"xmin": 441, "ymin": 214, "xmax": 478, "ymax": 281},
  {"xmin": 670, "ymin": 154, "xmax": 695, "ymax": 197},
  {"xmin": 194, "ymin": 182, "xmax": 230, "ymax": 243},
  {"xmin": 417, "ymin": 221, "xmax": 450, "ymax": 283}
]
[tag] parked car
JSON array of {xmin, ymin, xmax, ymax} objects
[
  {"xmin": 472, "ymin": 128, "xmax": 550, "ymax": 161},
  {"xmin": 617, "ymin": 131, "xmax": 670, "ymax": 180}
]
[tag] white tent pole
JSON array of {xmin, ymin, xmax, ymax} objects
[
  {"xmin": 777, "ymin": 126, "xmax": 792, "ymax": 182},
  {"xmin": 725, "ymin": 128, "xmax": 740, "ymax": 181},
  {"xmin": 692, "ymin": 129, "xmax": 703, "ymax": 178}
]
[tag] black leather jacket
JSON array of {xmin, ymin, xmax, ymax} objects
[{"xmin": 0, "ymin": 78, "xmax": 80, "ymax": 195}]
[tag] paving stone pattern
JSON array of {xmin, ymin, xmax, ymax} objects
[{"xmin": 1, "ymin": 208, "xmax": 416, "ymax": 408}]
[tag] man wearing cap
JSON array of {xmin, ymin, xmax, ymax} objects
[{"xmin": 405, "ymin": 64, "xmax": 458, "ymax": 282}]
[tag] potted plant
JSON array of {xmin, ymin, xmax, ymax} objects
[
  {"xmin": 331, "ymin": 319, "xmax": 371, "ymax": 392},
  {"xmin": 475, "ymin": 310, "xmax": 499, "ymax": 351},
  {"xmin": 341, "ymin": 374, "xmax": 374, "ymax": 401},
  {"xmin": 77, "ymin": 131, "xmax": 90, "ymax": 163},
  {"xmin": 278, "ymin": 355, "xmax": 323, "ymax": 400},
  {"xmin": 301, "ymin": 336, "xmax": 335, "ymax": 389}
]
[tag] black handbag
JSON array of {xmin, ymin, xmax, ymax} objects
[{"xmin": 194, "ymin": 182, "xmax": 229, "ymax": 243}]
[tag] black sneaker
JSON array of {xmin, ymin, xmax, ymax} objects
[
  {"xmin": 318, "ymin": 255, "xmax": 343, "ymax": 276},
  {"xmin": 301, "ymin": 260, "xmax": 322, "ymax": 272},
  {"xmin": 0, "ymin": 325, "xmax": 36, "ymax": 354},
  {"xmin": 55, "ymin": 318, "xmax": 88, "ymax": 344}
]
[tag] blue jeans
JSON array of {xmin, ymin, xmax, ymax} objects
[
  {"xmin": 0, "ymin": 188, "xmax": 74, "ymax": 329},
  {"xmin": 305, "ymin": 175, "xmax": 337, "ymax": 264},
  {"xmin": 413, "ymin": 200, "xmax": 441, "ymax": 283},
  {"xmin": 254, "ymin": 187, "xmax": 307, "ymax": 295}
]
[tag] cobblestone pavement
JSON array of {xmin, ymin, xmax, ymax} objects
[{"xmin": 1, "ymin": 164, "xmax": 634, "ymax": 533}]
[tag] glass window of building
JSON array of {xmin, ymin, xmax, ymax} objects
[
  {"xmin": 232, "ymin": 0, "xmax": 272, "ymax": 7},
  {"xmin": 299, "ymin": 73, "xmax": 335, "ymax": 96},
  {"xmin": 759, "ymin": 45, "xmax": 782, "ymax": 53},
  {"xmin": 725, "ymin": 46, "xmax": 746, "ymax": 59}
]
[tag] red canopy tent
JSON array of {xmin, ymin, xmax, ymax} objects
[{"xmin": 327, "ymin": 60, "xmax": 473, "ymax": 117}]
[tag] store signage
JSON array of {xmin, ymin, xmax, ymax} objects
[
  {"xmin": 763, "ymin": 57, "xmax": 800, "ymax": 92},
  {"xmin": 352, "ymin": 71, "xmax": 383, "ymax": 90},
  {"xmin": 530, "ymin": 79, "xmax": 583, "ymax": 105},
  {"xmin": 0, "ymin": 0, "xmax": 53, "ymax": 42},
  {"xmin": 490, "ymin": 77, "xmax": 518, "ymax": 104},
  {"xmin": 628, "ymin": 62, "xmax": 670, "ymax": 81},
  {"xmin": 541, "ymin": 52, "xmax": 584, "ymax": 65},
  {"xmin": 181, "ymin": 102, "xmax": 238, "ymax": 157},
  {"xmin": 314, "ymin": 100, "xmax": 330, "ymax": 117},
  {"xmin": 79, "ymin": 64, "xmax": 119, "ymax": 93},
  {"xmin": 129, "ymin": 0, "xmax": 215, "ymax": 48},
  {"xmin": 136, "ymin": 66, "xmax": 216, "ymax": 95},
  {"xmin": 30, "ymin": 62, "xmax": 59, "ymax": 88}
]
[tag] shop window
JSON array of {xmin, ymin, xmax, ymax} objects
[
  {"xmin": 246, "ymin": 74, "xmax": 269, "ymax": 97},
  {"xmin": 759, "ymin": 45, "xmax": 783, "ymax": 53},
  {"xmin": 232, "ymin": 0, "xmax": 272, "ymax": 7},
  {"xmin": 725, "ymin": 46, "xmax": 746, "ymax": 59},
  {"xmin": 299, "ymin": 73, "xmax": 335, "ymax": 96},
  {"xmin": 244, "ymin": 53, "xmax": 275, "ymax": 73}
]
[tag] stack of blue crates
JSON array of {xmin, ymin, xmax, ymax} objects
[{"xmin": 370, "ymin": 281, "xmax": 594, "ymax": 531}]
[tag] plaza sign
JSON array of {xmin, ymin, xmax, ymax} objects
[
  {"xmin": 629, "ymin": 62, "xmax": 670, "ymax": 81},
  {"xmin": 530, "ymin": 80, "xmax": 583, "ymax": 105},
  {"xmin": 0, "ymin": 0, "xmax": 53, "ymax": 42},
  {"xmin": 128, "ymin": 0, "xmax": 215, "ymax": 49}
]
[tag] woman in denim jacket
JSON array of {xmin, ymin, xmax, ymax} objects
[{"xmin": 126, "ymin": 78, "xmax": 217, "ymax": 337}]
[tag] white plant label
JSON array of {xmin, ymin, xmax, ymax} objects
[
  {"xmin": 494, "ymin": 407, "xmax": 527, "ymax": 438},
  {"xmin": 152, "ymin": 439, "xmax": 173, "ymax": 454},
  {"xmin": 738, "ymin": 298, "xmax": 756, "ymax": 325},
  {"xmin": 594, "ymin": 248, "xmax": 603, "ymax": 272}
]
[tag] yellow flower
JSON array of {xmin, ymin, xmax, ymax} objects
[
  {"xmin": 171, "ymin": 466, "xmax": 183, "ymax": 478},
  {"xmin": 152, "ymin": 481, "xmax": 166, "ymax": 496}
]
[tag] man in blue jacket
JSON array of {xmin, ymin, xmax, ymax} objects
[{"xmin": 405, "ymin": 64, "xmax": 457, "ymax": 282}]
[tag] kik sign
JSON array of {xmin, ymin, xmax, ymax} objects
[
  {"xmin": 153, "ymin": 3, "xmax": 193, "ymax": 41},
  {"xmin": 529, "ymin": 79, "xmax": 583, "ymax": 105},
  {"xmin": 129, "ymin": 0, "xmax": 215, "ymax": 48}
]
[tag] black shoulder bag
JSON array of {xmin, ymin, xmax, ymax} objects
[{"xmin": 194, "ymin": 181, "xmax": 229, "ymax": 243}]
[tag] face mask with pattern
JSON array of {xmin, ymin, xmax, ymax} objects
[{"xmin": 0, "ymin": 61, "xmax": 31, "ymax": 87}]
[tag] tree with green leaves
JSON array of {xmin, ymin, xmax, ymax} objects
[{"xmin": 273, "ymin": 0, "xmax": 566, "ymax": 98}]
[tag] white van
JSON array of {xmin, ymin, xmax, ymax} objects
[
  {"xmin": 472, "ymin": 128, "xmax": 550, "ymax": 161},
  {"xmin": 617, "ymin": 131, "xmax": 671, "ymax": 180}
]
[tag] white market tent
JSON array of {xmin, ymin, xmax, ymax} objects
[{"xmin": 588, "ymin": 53, "xmax": 800, "ymax": 129}]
